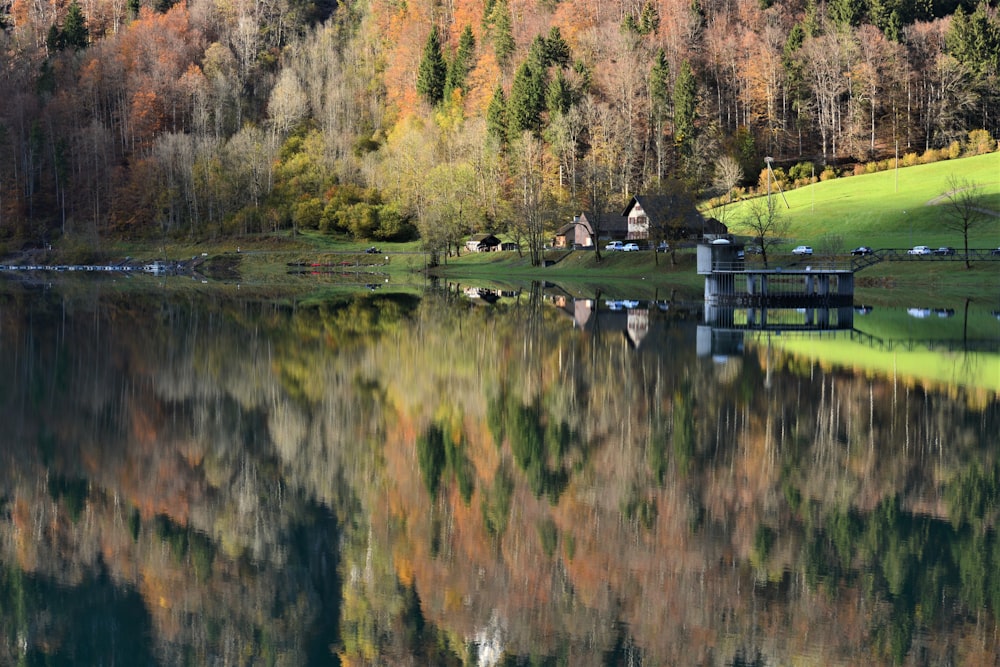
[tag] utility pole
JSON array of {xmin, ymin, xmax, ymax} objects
[
  {"xmin": 766, "ymin": 156, "xmax": 772, "ymax": 212},
  {"xmin": 764, "ymin": 156, "xmax": 790, "ymax": 209}
]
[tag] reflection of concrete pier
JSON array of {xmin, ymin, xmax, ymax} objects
[
  {"xmin": 704, "ymin": 304, "xmax": 855, "ymax": 330},
  {"xmin": 697, "ymin": 242, "xmax": 857, "ymax": 357},
  {"xmin": 698, "ymin": 306, "xmax": 856, "ymax": 357}
]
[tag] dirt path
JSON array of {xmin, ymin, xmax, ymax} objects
[{"xmin": 926, "ymin": 182, "xmax": 1000, "ymax": 216}]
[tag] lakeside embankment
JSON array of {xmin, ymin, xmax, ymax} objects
[{"xmin": 5, "ymin": 240, "xmax": 1000, "ymax": 305}]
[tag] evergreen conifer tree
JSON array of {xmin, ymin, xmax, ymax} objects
[
  {"xmin": 508, "ymin": 61, "xmax": 545, "ymax": 136},
  {"xmin": 640, "ymin": 2, "xmax": 660, "ymax": 34},
  {"xmin": 50, "ymin": 1, "xmax": 89, "ymax": 51},
  {"xmin": 673, "ymin": 60, "xmax": 697, "ymax": 156},
  {"xmin": 528, "ymin": 35, "xmax": 549, "ymax": 69},
  {"xmin": 445, "ymin": 25, "xmax": 476, "ymax": 98},
  {"xmin": 649, "ymin": 49, "xmax": 671, "ymax": 119},
  {"xmin": 946, "ymin": 3, "xmax": 1000, "ymax": 77},
  {"xmin": 546, "ymin": 70, "xmax": 572, "ymax": 116},
  {"xmin": 490, "ymin": 0, "xmax": 516, "ymax": 67},
  {"xmin": 545, "ymin": 27, "xmax": 571, "ymax": 67},
  {"xmin": 416, "ymin": 26, "xmax": 447, "ymax": 106},
  {"xmin": 62, "ymin": 1, "xmax": 89, "ymax": 49},
  {"xmin": 487, "ymin": 85, "xmax": 508, "ymax": 142},
  {"xmin": 46, "ymin": 23, "xmax": 63, "ymax": 52}
]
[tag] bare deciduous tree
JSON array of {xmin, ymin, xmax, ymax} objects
[
  {"xmin": 511, "ymin": 132, "xmax": 548, "ymax": 267},
  {"xmin": 712, "ymin": 155, "xmax": 743, "ymax": 226},
  {"xmin": 939, "ymin": 175, "xmax": 988, "ymax": 268},
  {"xmin": 741, "ymin": 196, "xmax": 789, "ymax": 268}
]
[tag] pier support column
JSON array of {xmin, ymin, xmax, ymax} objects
[{"xmin": 818, "ymin": 275, "xmax": 829, "ymax": 296}]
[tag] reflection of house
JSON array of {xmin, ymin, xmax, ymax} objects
[
  {"xmin": 622, "ymin": 194, "xmax": 727, "ymax": 241},
  {"xmin": 550, "ymin": 297, "xmax": 657, "ymax": 349},
  {"xmin": 553, "ymin": 212, "xmax": 628, "ymax": 248},
  {"xmin": 466, "ymin": 234, "xmax": 502, "ymax": 253},
  {"xmin": 460, "ymin": 285, "xmax": 520, "ymax": 304},
  {"xmin": 627, "ymin": 309, "xmax": 649, "ymax": 347}
]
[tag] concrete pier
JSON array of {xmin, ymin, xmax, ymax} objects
[{"xmin": 698, "ymin": 242, "xmax": 854, "ymax": 308}]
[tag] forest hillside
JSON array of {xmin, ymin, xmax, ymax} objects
[{"xmin": 0, "ymin": 0, "xmax": 997, "ymax": 258}]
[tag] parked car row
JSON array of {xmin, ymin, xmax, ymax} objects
[
  {"xmin": 598, "ymin": 241, "xmax": 1000, "ymax": 257},
  {"xmin": 908, "ymin": 307, "xmax": 955, "ymax": 318},
  {"xmin": 604, "ymin": 241, "xmax": 669, "ymax": 252}
]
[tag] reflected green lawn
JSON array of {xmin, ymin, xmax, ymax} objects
[{"xmin": 768, "ymin": 305, "xmax": 1000, "ymax": 393}]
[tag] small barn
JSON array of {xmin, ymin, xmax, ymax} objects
[
  {"xmin": 553, "ymin": 212, "xmax": 628, "ymax": 248},
  {"xmin": 466, "ymin": 233, "xmax": 502, "ymax": 253},
  {"xmin": 553, "ymin": 215, "xmax": 595, "ymax": 248}
]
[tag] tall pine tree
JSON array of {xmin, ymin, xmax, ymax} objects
[
  {"xmin": 673, "ymin": 60, "xmax": 697, "ymax": 157},
  {"xmin": 947, "ymin": 3, "xmax": 1000, "ymax": 78},
  {"xmin": 417, "ymin": 26, "xmax": 447, "ymax": 106},
  {"xmin": 487, "ymin": 85, "xmax": 508, "ymax": 142},
  {"xmin": 546, "ymin": 27, "xmax": 571, "ymax": 67},
  {"xmin": 49, "ymin": 0, "xmax": 89, "ymax": 51},
  {"xmin": 490, "ymin": 0, "xmax": 516, "ymax": 67},
  {"xmin": 649, "ymin": 49, "xmax": 671, "ymax": 181},
  {"xmin": 445, "ymin": 25, "xmax": 476, "ymax": 99},
  {"xmin": 546, "ymin": 70, "xmax": 573, "ymax": 116},
  {"xmin": 62, "ymin": 1, "xmax": 89, "ymax": 49},
  {"xmin": 649, "ymin": 49, "xmax": 671, "ymax": 120},
  {"xmin": 508, "ymin": 61, "xmax": 545, "ymax": 137}
]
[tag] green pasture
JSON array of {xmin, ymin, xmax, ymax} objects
[{"xmin": 711, "ymin": 152, "xmax": 1000, "ymax": 251}]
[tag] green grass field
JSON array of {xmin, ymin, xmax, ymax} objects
[
  {"xmin": 703, "ymin": 152, "xmax": 1000, "ymax": 392},
  {"xmin": 711, "ymin": 151, "xmax": 1000, "ymax": 250}
]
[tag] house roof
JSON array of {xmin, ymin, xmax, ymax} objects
[
  {"xmin": 469, "ymin": 233, "xmax": 501, "ymax": 244},
  {"xmin": 555, "ymin": 215, "xmax": 594, "ymax": 236},
  {"xmin": 574, "ymin": 211, "xmax": 628, "ymax": 232}
]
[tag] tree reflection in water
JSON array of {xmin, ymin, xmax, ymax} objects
[{"xmin": 0, "ymin": 284, "xmax": 999, "ymax": 665}]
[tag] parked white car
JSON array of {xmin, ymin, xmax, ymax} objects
[
  {"xmin": 908, "ymin": 245, "xmax": 933, "ymax": 255},
  {"xmin": 605, "ymin": 241, "xmax": 624, "ymax": 251},
  {"xmin": 622, "ymin": 243, "xmax": 640, "ymax": 252},
  {"xmin": 791, "ymin": 245, "xmax": 813, "ymax": 255}
]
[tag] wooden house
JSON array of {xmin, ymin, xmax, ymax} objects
[
  {"xmin": 622, "ymin": 194, "xmax": 727, "ymax": 241},
  {"xmin": 553, "ymin": 212, "xmax": 628, "ymax": 248}
]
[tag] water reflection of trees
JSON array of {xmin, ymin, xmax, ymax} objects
[{"xmin": 1, "ymin": 286, "xmax": 1000, "ymax": 664}]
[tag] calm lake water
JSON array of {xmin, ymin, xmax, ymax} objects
[{"xmin": 2, "ymin": 278, "xmax": 1000, "ymax": 665}]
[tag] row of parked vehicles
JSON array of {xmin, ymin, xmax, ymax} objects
[
  {"xmin": 789, "ymin": 245, "xmax": 988, "ymax": 256},
  {"xmin": 601, "ymin": 241, "xmax": 1000, "ymax": 256},
  {"xmin": 808, "ymin": 245, "xmax": 985, "ymax": 256},
  {"xmin": 903, "ymin": 246, "xmax": 1000, "ymax": 255},
  {"xmin": 604, "ymin": 241, "xmax": 670, "ymax": 252}
]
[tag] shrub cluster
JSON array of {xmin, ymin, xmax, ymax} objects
[{"xmin": 729, "ymin": 128, "xmax": 997, "ymax": 204}]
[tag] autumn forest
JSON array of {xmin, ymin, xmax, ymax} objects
[{"xmin": 0, "ymin": 0, "xmax": 998, "ymax": 256}]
